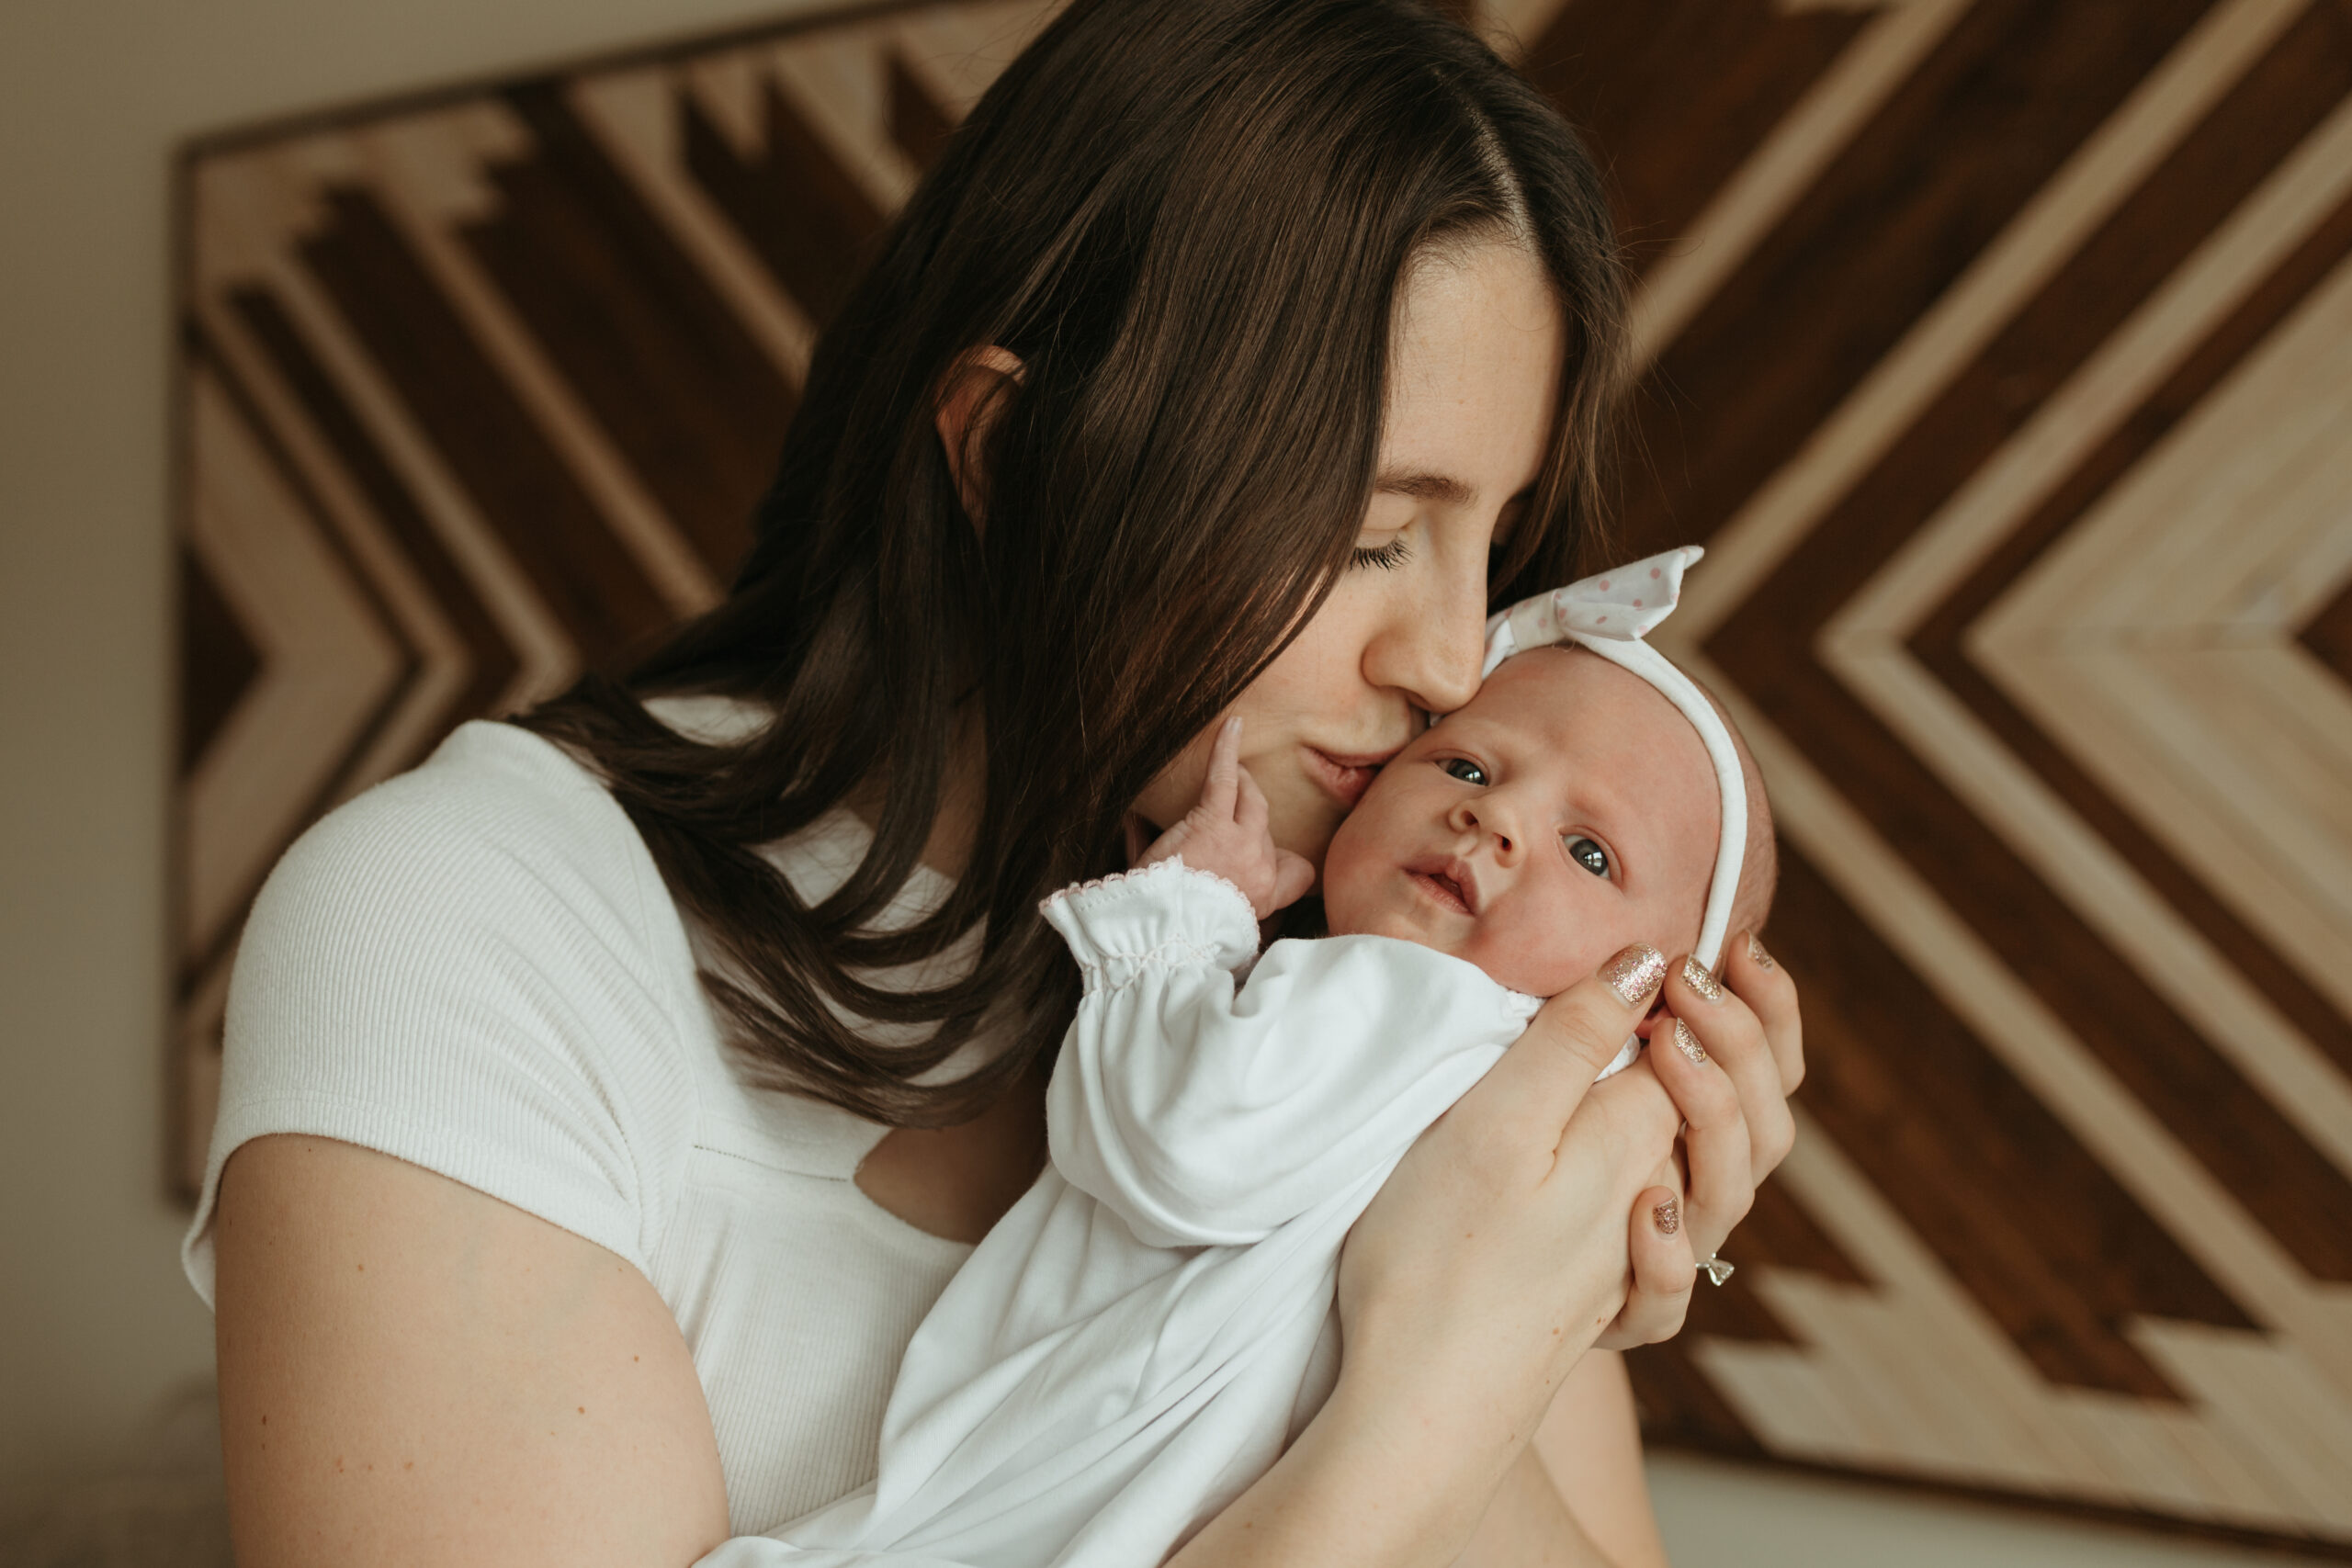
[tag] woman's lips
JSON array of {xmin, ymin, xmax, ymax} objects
[{"xmin": 1302, "ymin": 745, "xmax": 1396, "ymax": 808}]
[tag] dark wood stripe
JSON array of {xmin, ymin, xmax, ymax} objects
[
  {"xmin": 229, "ymin": 287, "xmax": 520, "ymax": 731},
  {"xmin": 888, "ymin": 51, "xmax": 956, "ymax": 174},
  {"xmin": 2301, "ymin": 572, "xmax": 2352, "ymax": 687},
  {"xmin": 1706, "ymin": 28, "xmax": 2352, "ymax": 1293},
  {"xmin": 300, "ymin": 184, "xmax": 673, "ymax": 665},
  {"xmin": 1778, "ymin": 849, "xmax": 2253, "ymax": 1394},
  {"xmin": 469, "ymin": 81, "xmax": 792, "ymax": 581},
  {"xmin": 1625, "ymin": 1340, "xmax": 1768, "ymax": 1457},
  {"xmin": 1598, "ymin": 0, "xmax": 2220, "ymax": 558},
  {"xmin": 1916, "ymin": 178, "xmax": 2352, "ymax": 1081},
  {"xmin": 1521, "ymin": 0, "xmax": 1871, "ymax": 276},
  {"xmin": 177, "ymin": 537, "xmax": 260, "ymax": 776},
  {"xmin": 684, "ymin": 74, "xmax": 888, "ymax": 330}
]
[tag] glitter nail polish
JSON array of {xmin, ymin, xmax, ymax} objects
[
  {"xmin": 1673, "ymin": 1019, "xmax": 1707, "ymax": 1066},
  {"xmin": 1679, "ymin": 954, "xmax": 1724, "ymax": 1002},
  {"xmin": 1600, "ymin": 943, "xmax": 1668, "ymax": 1006},
  {"xmin": 1654, "ymin": 1197, "xmax": 1680, "ymax": 1235},
  {"xmin": 1747, "ymin": 931, "xmax": 1776, "ymax": 971}
]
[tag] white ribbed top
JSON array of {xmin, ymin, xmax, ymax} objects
[{"xmin": 183, "ymin": 709, "xmax": 978, "ymax": 1534}]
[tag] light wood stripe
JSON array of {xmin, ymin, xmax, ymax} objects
[
  {"xmin": 1971, "ymin": 232, "xmax": 2352, "ymax": 1015},
  {"xmin": 1624, "ymin": 0, "xmax": 1973, "ymax": 370},
  {"xmin": 1669, "ymin": 0, "xmax": 2310, "ymax": 645},
  {"xmin": 1703, "ymin": 1111, "xmax": 2343, "ymax": 1526}
]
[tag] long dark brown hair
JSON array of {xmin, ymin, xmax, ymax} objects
[{"xmin": 517, "ymin": 0, "xmax": 1627, "ymax": 1126}]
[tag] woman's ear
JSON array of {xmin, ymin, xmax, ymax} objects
[{"xmin": 933, "ymin": 345, "xmax": 1025, "ymax": 532}]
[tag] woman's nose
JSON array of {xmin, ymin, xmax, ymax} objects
[{"xmin": 1364, "ymin": 560, "xmax": 1486, "ymax": 715}]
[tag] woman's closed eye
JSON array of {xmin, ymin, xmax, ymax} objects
[
  {"xmin": 1351, "ymin": 536, "xmax": 1411, "ymax": 570},
  {"xmin": 1564, "ymin": 834, "xmax": 1611, "ymax": 877},
  {"xmin": 1442, "ymin": 757, "xmax": 1489, "ymax": 786}
]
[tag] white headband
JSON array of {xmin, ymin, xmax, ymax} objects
[{"xmin": 1479, "ymin": 545, "xmax": 1746, "ymax": 972}]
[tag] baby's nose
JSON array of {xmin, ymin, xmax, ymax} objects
[{"xmin": 1462, "ymin": 805, "xmax": 1515, "ymax": 857}]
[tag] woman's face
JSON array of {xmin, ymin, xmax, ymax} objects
[{"xmin": 1132, "ymin": 240, "xmax": 1566, "ymax": 874}]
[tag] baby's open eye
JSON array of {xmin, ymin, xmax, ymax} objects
[
  {"xmin": 1442, "ymin": 758, "xmax": 1489, "ymax": 786},
  {"xmin": 1565, "ymin": 835, "xmax": 1611, "ymax": 877}
]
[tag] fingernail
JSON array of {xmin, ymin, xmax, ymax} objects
[
  {"xmin": 1600, "ymin": 943, "xmax": 1668, "ymax": 1007},
  {"xmin": 1673, "ymin": 1018, "xmax": 1707, "ymax": 1065},
  {"xmin": 1747, "ymin": 931, "xmax": 1776, "ymax": 971},
  {"xmin": 1654, "ymin": 1196, "xmax": 1680, "ymax": 1235},
  {"xmin": 1679, "ymin": 954, "xmax": 1724, "ymax": 1003}
]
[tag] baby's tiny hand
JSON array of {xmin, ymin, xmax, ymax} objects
[{"xmin": 1140, "ymin": 717, "xmax": 1317, "ymax": 919}]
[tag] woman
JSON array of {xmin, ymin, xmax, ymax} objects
[{"xmin": 193, "ymin": 2, "xmax": 1802, "ymax": 1563}]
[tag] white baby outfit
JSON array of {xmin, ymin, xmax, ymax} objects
[{"xmin": 727, "ymin": 861, "xmax": 1539, "ymax": 1568}]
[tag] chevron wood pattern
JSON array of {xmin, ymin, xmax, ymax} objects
[{"xmin": 171, "ymin": 0, "xmax": 2352, "ymax": 1550}]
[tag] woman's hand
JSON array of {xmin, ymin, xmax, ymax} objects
[
  {"xmin": 1168, "ymin": 943, "xmax": 1680, "ymax": 1568},
  {"xmin": 1599, "ymin": 930, "xmax": 1804, "ymax": 1348}
]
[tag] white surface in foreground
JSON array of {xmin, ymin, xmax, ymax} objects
[{"xmin": 1649, "ymin": 1450, "xmax": 2309, "ymax": 1566}]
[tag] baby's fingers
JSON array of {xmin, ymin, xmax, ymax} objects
[
  {"xmin": 1200, "ymin": 716, "xmax": 1243, "ymax": 820},
  {"xmin": 1269, "ymin": 848, "xmax": 1316, "ymax": 913},
  {"xmin": 1236, "ymin": 761, "xmax": 1272, "ymax": 841}
]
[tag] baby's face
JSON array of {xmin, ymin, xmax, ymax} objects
[{"xmin": 1321, "ymin": 647, "xmax": 1717, "ymax": 997}]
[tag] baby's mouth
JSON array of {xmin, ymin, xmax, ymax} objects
[{"xmin": 1404, "ymin": 855, "xmax": 1478, "ymax": 916}]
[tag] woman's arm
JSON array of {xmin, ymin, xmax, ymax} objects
[
  {"xmin": 214, "ymin": 1134, "xmax": 731, "ymax": 1568},
  {"xmin": 1531, "ymin": 1352, "xmax": 1665, "ymax": 1568},
  {"xmin": 1161, "ymin": 951, "xmax": 1686, "ymax": 1568}
]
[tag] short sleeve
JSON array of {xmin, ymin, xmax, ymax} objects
[{"xmin": 182, "ymin": 722, "xmax": 699, "ymax": 1303}]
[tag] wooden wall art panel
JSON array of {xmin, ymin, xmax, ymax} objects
[{"xmin": 172, "ymin": 0, "xmax": 2352, "ymax": 1551}]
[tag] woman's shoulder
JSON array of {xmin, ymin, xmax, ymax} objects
[
  {"xmin": 281, "ymin": 718, "xmax": 642, "ymax": 896},
  {"xmin": 239, "ymin": 716, "xmax": 707, "ymax": 1090},
  {"xmin": 193, "ymin": 720, "xmax": 707, "ymax": 1297}
]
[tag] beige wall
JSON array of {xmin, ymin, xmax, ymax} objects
[
  {"xmin": 0, "ymin": 0, "xmax": 825, "ymax": 1503},
  {"xmin": 0, "ymin": 1, "xmax": 2302, "ymax": 1562}
]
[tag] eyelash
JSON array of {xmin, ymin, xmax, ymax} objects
[{"xmin": 1351, "ymin": 537, "xmax": 1411, "ymax": 571}]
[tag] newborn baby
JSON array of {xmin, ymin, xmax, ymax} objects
[{"xmin": 747, "ymin": 547, "xmax": 1774, "ymax": 1568}]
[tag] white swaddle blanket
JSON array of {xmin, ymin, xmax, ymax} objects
[{"xmin": 703, "ymin": 858, "xmax": 1539, "ymax": 1568}]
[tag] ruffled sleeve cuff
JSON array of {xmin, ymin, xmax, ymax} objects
[{"xmin": 1037, "ymin": 858, "xmax": 1260, "ymax": 984}]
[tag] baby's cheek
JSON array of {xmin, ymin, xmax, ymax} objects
[
  {"xmin": 1485, "ymin": 896, "xmax": 1645, "ymax": 998},
  {"xmin": 1472, "ymin": 916, "xmax": 1574, "ymax": 998}
]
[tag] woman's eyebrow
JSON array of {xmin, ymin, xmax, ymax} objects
[{"xmin": 1374, "ymin": 467, "xmax": 1477, "ymax": 507}]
